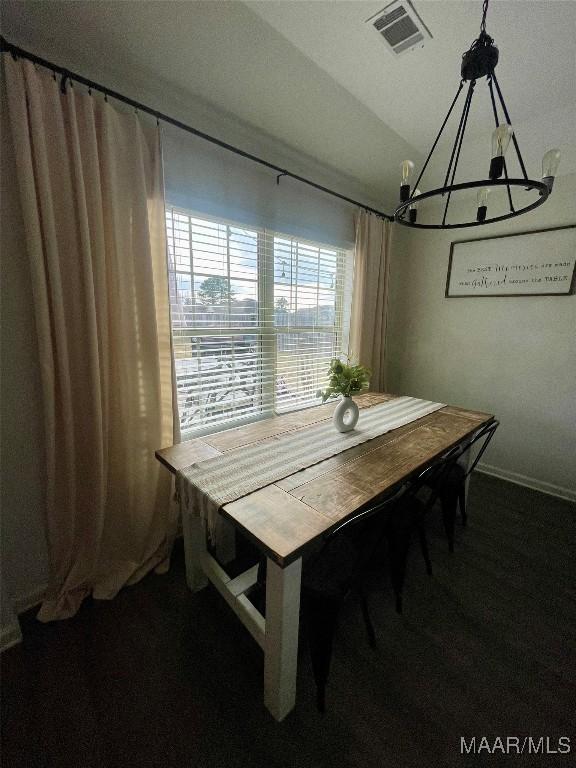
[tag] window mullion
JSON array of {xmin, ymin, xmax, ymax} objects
[
  {"xmin": 226, "ymin": 224, "xmax": 231, "ymax": 321},
  {"xmin": 260, "ymin": 230, "xmax": 275, "ymax": 414},
  {"xmin": 188, "ymin": 213, "xmax": 198, "ymax": 360},
  {"xmin": 315, "ymin": 246, "xmax": 320, "ymax": 328}
]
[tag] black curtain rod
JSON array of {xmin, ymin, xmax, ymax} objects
[{"xmin": 0, "ymin": 36, "xmax": 393, "ymax": 221}]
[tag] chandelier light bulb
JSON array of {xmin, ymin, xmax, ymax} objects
[
  {"xmin": 492, "ymin": 124, "xmax": 513, "ymax": 157},
  {"xmin": 409, "ymin": 189, "xmax": 421, "ymax": 223},
  {"xmin": 400, "ymin": 160, "xmax": 415, "ymax": 202},
  {"xmin": 477, "ymin": 187, "xmax": 490, "ymax": 206},
  {"xmin": 489, "ymin": 124, "xmax": 514, "ymax": 180},
  {"xmin": 541, "ymin": 148, "xmax": 561, "ymax": 192},
  {"xmin": 401, "ymin": 160, "xmax": 415, "ymax": 183},
  {"xmin": 476, "ymin": 187, "xmax": 490, "ymax": 222}
]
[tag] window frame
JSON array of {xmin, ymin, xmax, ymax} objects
[{"xmin": 166, "ymin": 206, "xmax": 351, "ymax": 439}]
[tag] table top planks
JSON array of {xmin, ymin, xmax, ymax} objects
[
  {"xmin": 154, "ymin": 393, "xmax": 392, "ymax": 473},
  {"xmin": 155, "ymin": 394, "xmax": 494, "ymax": 566}
]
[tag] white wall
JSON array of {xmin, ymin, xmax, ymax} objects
[{"xmin": 387, "ymin": 173, "xmax": 576, "ymax": 500}]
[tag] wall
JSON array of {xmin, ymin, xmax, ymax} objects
[
  {"xmin": 0, "ymin": 6, "xmax": 384, "ymax": 215},
  {"xmin": 387, "ymin": 173, "xmax": 576, "ymax": 500}
]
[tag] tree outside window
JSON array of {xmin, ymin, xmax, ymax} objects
[{"xmin": 198, "ymin": 276, "xmax": 234, "ymax": 306}]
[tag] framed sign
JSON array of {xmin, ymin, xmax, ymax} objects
[{"xmin": 446, "ymin": 225, "xmax": 576, "ymax": 297}]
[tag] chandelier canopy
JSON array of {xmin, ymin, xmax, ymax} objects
[{"xmin": 394, "ymin": 0, "xmax": 560, "ymax": 230}]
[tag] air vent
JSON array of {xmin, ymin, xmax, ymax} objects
[{"xmin": 366, "ymin": 0, "xmax": 432, "ymax": 57}]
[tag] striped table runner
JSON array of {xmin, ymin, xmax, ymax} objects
[{"xmin": 177, "ymin": 396, "xmax": 445, "ymax": 539}]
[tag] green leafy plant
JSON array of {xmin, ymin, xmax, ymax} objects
[{"xmin": 316, "ymin": 358, "xmax": 371, "ymax": 402}]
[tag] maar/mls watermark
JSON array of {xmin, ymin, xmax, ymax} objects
[{"xmin": 460, "ymin": 736, "xmax": 571, "ymax": 755}]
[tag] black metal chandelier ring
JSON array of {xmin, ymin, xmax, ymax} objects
[
  {"xmin": 392, "ymin": 0, "xmax": 560, "ymax": 230},
  {"xmin": 395, "ymin": 179, "xmax": 549, "ymax": 230}
]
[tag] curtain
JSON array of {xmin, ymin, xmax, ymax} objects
[
  {"xmin": 5, "ymin": 58, "xmax": 176, "ymax": 621},
  {"xmin": 349, "ymin": 211, "xmax": 391, "ymax": 392}
]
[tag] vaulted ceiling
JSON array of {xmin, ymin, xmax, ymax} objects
[
  {"xmin": 2, "ymin": 1, "xmax": 575, "ymax": 211},
  {"xmin": 249, "ymin": 1, "xmax": 576, "ymax": 158}
]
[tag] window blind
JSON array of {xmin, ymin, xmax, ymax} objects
[
  {"xmin": 166, "ymin": 207, "xmax": 353, "ymax": 435},
  {"xmin": 271, "ymin": 234, "xmax": 351, "ymax": 412}
]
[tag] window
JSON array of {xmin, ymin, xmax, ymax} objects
[{"xmin": 166, "ymin": 208, "xmax": 352, "ymax": 435}]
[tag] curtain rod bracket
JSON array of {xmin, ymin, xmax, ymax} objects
[{"xmin": 60, "ymin": 71, "xmax": 70, "ymax": 94}]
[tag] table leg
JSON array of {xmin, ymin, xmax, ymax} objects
[
  {"xmin": 264, "ymin": 556, "xmax": 302, "ymax": 721},
  {"xmin": 182, "ymin": 512, "xmax": 209, "ymax": 591}
]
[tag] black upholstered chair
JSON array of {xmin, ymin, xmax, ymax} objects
[{"xmin": 301, "ymin": 485, "xmax": 408, "ymax": 712}]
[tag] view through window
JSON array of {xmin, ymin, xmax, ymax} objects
[{"xmin": 166, "ymin": 208, "xmax": 352, "ymax": 435}]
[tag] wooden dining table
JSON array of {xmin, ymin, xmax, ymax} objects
[{"xmin": 155, "ymin": 392, "xmax": 494, "ymax": 721}]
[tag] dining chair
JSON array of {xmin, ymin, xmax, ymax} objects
[
  {"xmin": 301, "ymin": 485, "xmax": 408, "ymax": 713},
  {"xmin": 385, "ymin": 445, "xmax": 465, "ymax": 613},
  {"xmin": 434, "ymin": 420, "xmax": 500, "ymax": 551}
]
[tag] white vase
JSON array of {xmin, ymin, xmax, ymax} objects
[{"xmin": 333, "ymin": 395, "xmax": 359, "ymax": 433}]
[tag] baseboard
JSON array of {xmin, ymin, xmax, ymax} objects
[{"xmin": 476, "ymin": 462, "xmax": 576, "ymax": 503}]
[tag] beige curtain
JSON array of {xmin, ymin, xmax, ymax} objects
[
  {"xmin": 5, "ymin": 58, "xmax": 176, "ymax": 621},
  {"xmin": 349, "ymin": 211, "xmax": 391, "ymax": 392}
]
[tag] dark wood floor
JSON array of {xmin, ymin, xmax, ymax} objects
[{"xmin": 2, "ymin": 474, "xmax": 575, "ymax": 768}]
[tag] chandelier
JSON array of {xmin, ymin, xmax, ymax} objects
[{"xmin": 394, "ymin": 0, "xmax": 561, "ymax": 229}]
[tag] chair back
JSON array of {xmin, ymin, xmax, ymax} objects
[
  {"xmin": 459, "ymin": 420, "xmax": 500, "ymax": 478},
  {"xmin": 409, "ymin": 443, "xmax": 465, "ymax": 514},
  {"xmin": 312, "ymin": 484, "xmax": 409, "ymax": 591},
  {"xmin": 326, "ymin": 484, "xmax": 408, "ymax": 542}
]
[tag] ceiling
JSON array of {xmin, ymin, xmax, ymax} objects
[
  {"xmin": 249, "ymin": 0, "xmax": 576, "ymax": 155},
  {"xmin": 2, "ymin": 0, "xmax": 575, "ymax": 209}
]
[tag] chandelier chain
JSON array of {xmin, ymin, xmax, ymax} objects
[{"xmin": 480, "ymin": 0, "xmax": 490, "ymax": 34}]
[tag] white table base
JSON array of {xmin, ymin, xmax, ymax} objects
[{"xmin": 182, "ymin": 511, "xmax": 302, "ymax": 721}]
